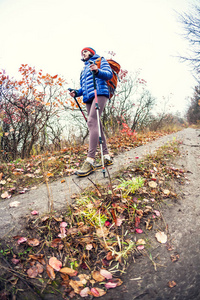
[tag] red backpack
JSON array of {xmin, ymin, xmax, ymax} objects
[{"xmin": 95, "ymin": 57, "xmax": 121, "ymax": 99}]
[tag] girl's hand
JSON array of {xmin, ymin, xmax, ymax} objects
[
  {"xmin": 69, "ymin": 90, "xmax": 76, "ymax": 97},
  {"xmin": 89, "ymin": 63, "xmax": 98, "ymax": 74}
]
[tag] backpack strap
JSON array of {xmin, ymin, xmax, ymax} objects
[{"xmin": 95, "ymin": 57, "xmax": 102, "ymax": 69}]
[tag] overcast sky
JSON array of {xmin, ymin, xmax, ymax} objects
[{"xmin": 0, "ymin": 0, "xmax": 198, "ymax": 115}]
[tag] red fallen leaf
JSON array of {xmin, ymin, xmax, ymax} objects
[
  {"xmin": 90, "ymin": 288, "xmax": 100, "ymax": 297},
  {"xmin": 107, "ymin": 278, "xmax": 123, "ymax": 287},
  {"xmin": 105, "ymin": 281, "xmax": 118, "ymax": 289},
  {"xmin": 49, "ymin": 257, "xmax": 62, "ymax": 271},
  {"xmin": 135, "ymin": 216, "xmax": 140, "ymax": 227},
  {"xmin": 27, "ymin": 266, "xmax": 38, "ymax": 278},
  {"xmin": 91, "ymin": 287, "xmax": 106, "ymax": 297},
  {"xmin": 100, "ymin": 269, "xmax": 112, "ymax": 279},
  {"xmin": 27, "ymin": 238, "xmax": 40, "ymax": 247},
  {"xmin": 17, "ymin": 237, "xmax": 27, "ymax": 245},
  {"xmin": 46, "ymin": 264, "xmax": 55, "ymax": 280},
  {"xmin": 31, "ymin": 210, "xmax": 39, "ymax": 215},
  {"xmin": 135, "ymin": 228, "xmax": 143, "ymax": 234}
]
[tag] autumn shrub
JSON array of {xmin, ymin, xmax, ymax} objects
[{"xmin": 0, "ymin": 65, "xmax": 68, "ymax": 160}]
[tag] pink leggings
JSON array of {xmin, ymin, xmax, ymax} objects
[{"xmin": 86, "ymin": 96, "xmax": 109, "ymax": 159}]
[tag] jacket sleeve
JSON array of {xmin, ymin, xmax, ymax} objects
[
  {"xmin": 95, "ymin": 57, "xmax": 113, "ymax": 81},
  {"xmin": 76, "ymin": 88, "xmax": 83, "ymax": 97}
]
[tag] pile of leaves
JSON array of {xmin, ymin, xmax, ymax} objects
[
  {"xmin": 0, "ymin": 140, "xmax": 187, "ymax": 299},
  {"xmin": 0, "ymin": 129, "xmax": 179, "ymax": 199}
]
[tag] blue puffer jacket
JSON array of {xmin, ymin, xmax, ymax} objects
[{"xmin": 76, "ymin": 54, "xmax": 113, "ymax": 103}]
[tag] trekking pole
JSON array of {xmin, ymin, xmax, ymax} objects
[
  {"xmin": 68, "ymin": 88, "xmax": 87, "ymax": 123},
  {"xmin": 89, "ymin": 60, "xmax": 106, "ymax": 178}
]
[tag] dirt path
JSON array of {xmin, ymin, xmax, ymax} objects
[
  {"xmin": 0, "ymin": 128, "xmax": 193, "ymax": 238},
  {"xmin": 0, "ymin": 128, "xmax": 200, "ymax": 300}
]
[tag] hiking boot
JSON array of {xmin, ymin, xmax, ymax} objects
[
  {"xmin": 95, "ymin": 158, "xmax": 113, "ymax": 169},
  {"xmin": 75, "ymin": 160, "xmax": 95, "ymax": 177},
  {"xmin": 104, "ymin": 158, "xmax": 113, "ymax": 166}
]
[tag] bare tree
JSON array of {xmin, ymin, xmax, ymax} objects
[
  {"xmin": 179, "ymin": 3, "xmax": 200, "ymax": 76},
  {"xmin": 102, "ymin": 72, "xmax": 155, "ymax": 134},
  {"xmin": 186, "ymin": 85, "xmax": 200, "ymax": 124}
]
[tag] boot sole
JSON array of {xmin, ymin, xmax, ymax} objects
[{"xmin": 75, "ymin": 169, "xmax": 95, "ymax": 177}]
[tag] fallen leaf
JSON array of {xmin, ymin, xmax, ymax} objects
[
  {"xmin": 105, "ymin": 281, "xmax": 118, "ymax": 289},
  {"xmin": 155, "ymin": 231, "xmax": 167, "ymax": 244},
  {"xmin": 148, "ymin": 181, "xmax": 157, "ymax": 188},
  {"xmin": 0, "ymin": 179, "xmax": 6, "ymax": 185},
  {"xmin": 17, "ymin": 237, "xmax": 27, "ymax": 245},
  {"xmin": 69, "ymin": 279, "xmax": 83, "ymax": 294},
  {"xmin": 136, "ymin": 239, "xmax": 146, "ymax": 245},
  {"xmin": 46, "ymin": 264, "xmax": 55, "ymax": 280},
  {"xmin": 137, "ymin": 245, "xmax": 145, "ymax": 250},
  {"xmin": 106, "ymin": 251, "xmax": 114, "ymax": 261},
  {"xmin": 51, "ymin": 238, "xmax": 63, "ymax": 248},
  {"xmin": 96, "ymin": 227, "xmax": 109, "ymax": 238},
  {"xmin": 108, "ymin": 278, "xmax": 123, "ymax": 287},
  {"xmin": 59, "ymin": 267, "xmax": 77, "ymax": 276},
  {"xmin": 86, "ymin": 244, "xmax": 93, "ymax": 250},
  {"xmin": 49, "ymin": 257, "xmax": 62, "ymax": 271},
  {"xmin": 9, "ymin": 201, "xmax": 20, "ymax": 207},
  {"xmin": 31, "ymin": 210, "xmax": 39, "ymax": 215},
  {"xmin": 91, "ymin": 287, "xmax": 106, "ymax": 297},
  {"xmin": 154, "ymin": 210, "xmax": 161, "ymax": 217},
  {"xmin": 135, "ymin": 228, "xmax": 143, "ymax": 234},
  {"xmin": 115, "ymin": 217, "xmax": 123, "ymax": 226},
  {"xmin": 80, "ymin": 287, "xmax": 90, "ymax": 297},
  {"xmin": 92, "ymin": 271, "xmax": 105, "ymax": 282},
  {"xmin": 2, "ymin": 192, "xmax": 12, "ymax": 199},
  {"xmin": 163, "ymin": 189, "xmax": 170, "ymax": 195},
  {"xmin": 11, "ymin": 258, "xmax": 20, "ymax": 265},
  {"xmin": 27, "ymin": 266, "xmax": 38, "ymax": 278},
  {"xmin": 100, "ymin": 269, "xmax": 112, "ymax": 279},
  {"xmin": 168, "ymin": 280, "xmax": 176, "ymax": 288},
  {"xmin": 36, "ymin": 262, "xmax": 44, "ymax": 274},
  {"xmin": 27, "ymin": 238, "xmax": 40, "ymax": 247}
]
